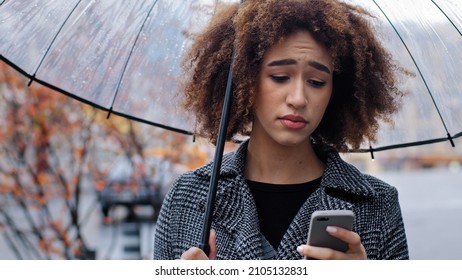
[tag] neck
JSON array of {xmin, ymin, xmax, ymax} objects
[{"xmin": 245, "ymin": 137, "xmax": 325, "ymax": 184}]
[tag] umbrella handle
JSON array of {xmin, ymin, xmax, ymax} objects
[
  {"xmin": 198, "ymin": 244, "xmax": 210, "ymax": 256},
  {"xmin": 198, "ymin": 0, "xmax": 244, "ymax": 258},
  {"xmin": 198, "ymin": 43, "xmax": 237, "ymax": 258}
]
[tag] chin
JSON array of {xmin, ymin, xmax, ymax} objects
[{"xmin": 272, "ymin": 134, "xmax": 311, "ymax": 148}]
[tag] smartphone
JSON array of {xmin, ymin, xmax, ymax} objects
[{"xmin": 306, "ymin": 210, "xmax": 355, "ymax": 253}]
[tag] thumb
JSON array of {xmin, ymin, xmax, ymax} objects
[{"xmin": 208, "ymin": 229, "xmax": 217, "ymax": 259}]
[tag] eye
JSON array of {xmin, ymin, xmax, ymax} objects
[
  {"xmin": 308, "ymin": 80, "xmax": 326, "ymax": 88},
  {"xmin": 270, "ymin": 75, "xmax": 289, "ymax": 83}
]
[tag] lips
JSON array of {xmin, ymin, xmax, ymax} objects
[{"xmin": 280, "ymin": 114, "xmax": 307, "ymax": 129}]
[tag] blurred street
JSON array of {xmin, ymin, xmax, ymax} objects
[{"xmin": 373, "ymin": 166, "xmax": 462, "ymax": 260}]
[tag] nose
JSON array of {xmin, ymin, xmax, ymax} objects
[{"xmin": 286, "ymin": 77, "xmax": 307, "ymax": 109}]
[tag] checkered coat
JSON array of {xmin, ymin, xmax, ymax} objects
[{"xmin": 153, "ymin": 141, "xmax": 409, "ymax": 260}]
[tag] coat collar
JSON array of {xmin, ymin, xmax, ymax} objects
[{"xmin": 195, "ymin": 140, "xmax": 378, "ymax": 198}]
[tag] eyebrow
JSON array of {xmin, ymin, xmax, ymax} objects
[{"xmin": 266, "ymin": 58, "xmax": 331, "ymax": 74}]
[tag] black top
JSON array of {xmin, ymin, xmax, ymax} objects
[{"xmin": 247, "ymin": 177, "xmax": 321, "ymax": 250}]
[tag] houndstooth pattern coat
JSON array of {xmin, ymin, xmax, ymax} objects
[{"xmin": 153, "ymin": 141, "xmax": 409, "ymax": 260}]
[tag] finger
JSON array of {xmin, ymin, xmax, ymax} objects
[
  {"xmin": 208, "ymin": 229, "xmax": 217, "ymax": 260},
  {"xmin": 180, "ymin": 247, "xmax": 209, "ymax": 260},
  {"xmin": 325, "ymin": 227, "xmax": 367, "ymax": 259},
  {"xmin": 326, "ymin": 226, "xmax": 362, "ymax": 247},
  {"xmin": 297, "ymin": 245, "xmax": 343, "ymax": 260}
]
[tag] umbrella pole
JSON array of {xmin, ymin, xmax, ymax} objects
[{"xmin": 199, "ymin": 45, "xmax": 237, "ymax": 256}]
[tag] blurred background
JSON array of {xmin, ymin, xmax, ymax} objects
[
  {"xmin": 0, "ymin": 61, "xmax": 460, "ymax": 260},
  {"xmin": 0, "ymin": 61, "xmax": 213, "ymax": 260}
]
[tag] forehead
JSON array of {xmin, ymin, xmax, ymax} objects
[{"xmin": 262, "ymin": 30, "xmax": 333, "ymax": 67}]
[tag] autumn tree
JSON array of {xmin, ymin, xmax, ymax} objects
[
  {"xmin": 0, "ymin": 62, "xmax": 99, "ymax": 259},
  {"xmin": 0, "ymin": 61, "xmax": 208, "ymax": 259}
]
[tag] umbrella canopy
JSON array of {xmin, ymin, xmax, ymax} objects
[
  {"xmin": 349, "ymin": 0, "xmax": 462, "ymax": 155},
  {"xmin": 0, "ymin": 0, "xmax": 461, "ymax": 152},
  {"xmin": 0, "ymin": 0, "xmax": 228, "ymax": 135}
]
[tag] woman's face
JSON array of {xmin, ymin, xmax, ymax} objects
[{"xmin": 252, "ymin": 30, "xmax": 333, "ymax": 147}]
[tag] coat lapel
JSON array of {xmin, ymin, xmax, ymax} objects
[
  {"xmin": 197, "ymin": 142, "xmax": 264, "ymax": 259},
  {"xmin": 277, "ymin": 150, "xmax": 375, "ymax": 259},
  {"xmin": 212, "ymin": 173, "xmax": 263, "ymax": 259},
  {"xmin": 277, "ymin": 186, "xmax": 355, "ymax": 259},
  {"xmin": 195, "ymin": 141, "xmax": 378, "ymax": 260}
]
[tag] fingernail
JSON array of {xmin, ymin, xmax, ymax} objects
[
  {"xmin": 326, "ymin": 226, "xmax": 337, "ymax": 233},
  {"xmin": 297, "ymin": 246, "xmax": 304, "ymax": 254}
]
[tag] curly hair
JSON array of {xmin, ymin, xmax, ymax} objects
[{"xmin": 181, "ymin": 0, "xmax": 406, "ymax": 152}]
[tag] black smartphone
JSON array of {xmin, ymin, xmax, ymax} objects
[{"xmin": 306, "ymin": 210, "xmax": 355, "ymax": 253}]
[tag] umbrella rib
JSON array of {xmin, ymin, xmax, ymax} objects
[
  {"xmin": 29, "ymin": 0, "xmax": 83, "ymax": 83},
  {"xmin": 371, "ymin": 0, "xmax": 453, "ymax": 143},
  {"xmin": 107, "ymin": 0, "xmax": 159, "ymax": 117},
  {"xmin": 351, "ymin": 130, "xmax": 461, "ymax": 153},
  {"xmin": 0, "ymin": 53, "xmax": 193, "ymax": 136},
  {"xmin": 213, "ymin": 0, "xmax": 219, "ymax": 15},
  {"xmin": 35, "ymin": 75, "xmax": 193, "ymax": 136},
  {"xmin": 431, "ymin": 0, "xmax": 462, "ymax": 37}
]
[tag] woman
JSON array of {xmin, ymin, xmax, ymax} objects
[{"xmin": 154, "ymin": 0, "xmax": 409, "ymax": 260}]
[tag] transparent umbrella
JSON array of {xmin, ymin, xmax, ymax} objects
[
  {"xmin": 1, "ymin": 0, "xmax": 461, "ymax": 253},
  {"xmin": 1, "ymin": 0, "xmax": 461, "ymax": 151}
]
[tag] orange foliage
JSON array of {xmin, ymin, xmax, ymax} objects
[
  {"xmin": 95, "ymin": 180, "xmax": 106, "ymax": 191},
  {"xmin": 73, "ymin": 147, "xmax": 86, "ymax": 159},
  {"xmin": 0, "ymin": 185, "xmax": 10, "ymax": 193},
  {"xmin": 11, "ymin": 186, "xmax": 22, "ymax": 198},
  {"xmin": 0, "ymin": 61, "xmax": 99, "ymax": 259},
  {"xmin": 37, "ymin": 172, "xmax": 49, "ymax": 186},
  {"xmin": 38, "ymin": 239, "xmax": 61, "ymax": 256}
]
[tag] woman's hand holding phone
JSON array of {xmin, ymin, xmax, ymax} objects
[
  {"xmin": 297, "ymin": 210, "xmax": 367, "ymax": 260},
  {"xmin": 297, "ymin": 226, "xmax": 367, "ymax": 259}
]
